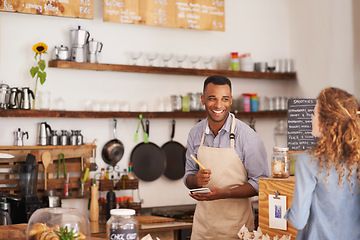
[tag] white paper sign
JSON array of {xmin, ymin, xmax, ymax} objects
[{"xmin": 269, "ymin": 194, "xmax": 287, "ymax": 230}]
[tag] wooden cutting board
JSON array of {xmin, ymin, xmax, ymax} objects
[{"xmin": 135, "ymin": 215, "xmax": 175, "ymax": 224}]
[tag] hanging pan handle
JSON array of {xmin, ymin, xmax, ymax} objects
[
  {"xmin": 171, "ymin": 120, "xmax": 176, "ymax": 141},
  {"xmin": 113, "ymin": 119, "xmax": 117, "ymax": 139}
]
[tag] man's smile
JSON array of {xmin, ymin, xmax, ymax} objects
[{"xmin": 212, "ymin": 109, "xmax": 224, "ymax": 114}]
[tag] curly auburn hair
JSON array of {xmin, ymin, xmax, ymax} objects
[{"xmin": 311, "ymin": 87, "xmax": 360, "ymax": 193}]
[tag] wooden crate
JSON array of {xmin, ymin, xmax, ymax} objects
[
  {"xmin": 115, "ymin": 179, "xmax": 139, "ymax": 190},
  {"xmin": 99, "ymin": 179, "xmax": 114, "ymax": 191},
  {"xmin": 258, "ymin": 177, "xmax": 297, "ymax": 238},
  {"xmin": 0, "ymin": 145, "xmax": 96, "ymax": 199}
]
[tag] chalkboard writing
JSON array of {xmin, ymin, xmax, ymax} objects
[
  {"xmin": 103, "ymin": 0, "xmax": 225, "ymax": 31},
  {"xmin": 287, "ymin": 98, "xmax": 317, "ymax": 151},
  {"xmin": 0, "ymin": 0, "xmax": 93, "ymax": 19}
]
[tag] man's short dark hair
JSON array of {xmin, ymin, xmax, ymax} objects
[{"xmin": 203, "ymin": 75, "xmax": 232, "ymax": 93}]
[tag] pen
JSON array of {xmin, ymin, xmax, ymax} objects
[{"xmin": 190, "ymin": 154, "xmax": 205, "ymax": 170}]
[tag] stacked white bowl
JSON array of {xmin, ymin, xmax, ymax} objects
[{"xmin": 239, "ymin": 53, "xmax": 254, "ymax": 71}]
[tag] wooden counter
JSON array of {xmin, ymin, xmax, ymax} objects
[
  {"xmin": 0, "ymin": 220, "xmax": 192, "ymax": 240},
  {"xmin": 258, "ymin": 177, "xmax": 297, "ymax": 238},
  {"xmin": 91, "ymin": 218, "xmax": 192, "ymax": 240}
]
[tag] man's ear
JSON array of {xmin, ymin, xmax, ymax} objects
[{"xmin": 201, "ymin": 94, "xmax": 205, "ymax": 105}]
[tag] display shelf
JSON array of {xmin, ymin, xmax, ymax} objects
[
  {"xmin": 0, "ymin": 109, "xmax": 287, "ymax": 119},
  {"xmin": 0, "ymin": 144, "xmax": 96, "ymax": 199},
  {"xmin": 48, "ymin": 60, "xmax": 297, "ymax": 80}
]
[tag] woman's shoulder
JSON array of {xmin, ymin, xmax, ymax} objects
[{"xmin": 296, "ymin": 150, "xmax": 318, "ymax": 170}]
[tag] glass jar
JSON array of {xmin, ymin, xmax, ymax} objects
[
  {"xmin": 271, "ymin": 147, "xmax": 290, "ymax": 178},
  {"xmin": 106, "ymin": 209, "xmax": 139, "ymax": 240},
  {"xmin": 170, "ymin": 95, "xmax": 182, "ymax": 111},
  {"xmin": 27, "ymin": 207, "xmax": 90, "ymax": 240}
]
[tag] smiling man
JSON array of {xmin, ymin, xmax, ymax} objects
[{"xmin": 184, "ymin": 75, "xmax": 269, "ymax": 239}]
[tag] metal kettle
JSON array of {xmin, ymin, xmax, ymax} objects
[
  {"xmin": 20, "ymin": 87, "xmax": 35, "ymax": 110},
  {"xmin": 9, "ymin": 87, "xmax": 21, "ymax": 109},
  {"xmin": 53, "ymin": 45, "xmax": 70, "ymax": 61},
  {"xmin": 38, "ymin": 122, "xmax": 52, "ymax": 146}
]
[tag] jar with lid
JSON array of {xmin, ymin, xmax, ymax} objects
[
  {"xmin": 106, "ymin": 209, "xmax": 138, "ymax": 240},
  {"xmin": 271, "ymin": 147, "xmax": 290, "ymax": 178},
  {"xmin": 188, "ymin": 92, "xmax": 200, "ymax": 111}
]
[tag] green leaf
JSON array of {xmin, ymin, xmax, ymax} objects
[
  {"xmin": 30, "ymin": 67, "xmax": 39, "ymax": 78},
  {"xmin": 34, "ymin": 53, "xmax": 38, "ymax": 60},
  {"xmin": 54, "ymin": 226, "xmax": 78, "ymax": 240},
  {"xmin": 39, "ymin": 72, "xmax": 46, "ymax": 85},
  {"xmin": 38, "ymin": 59, "xmax": 46, "ymax": 71}
]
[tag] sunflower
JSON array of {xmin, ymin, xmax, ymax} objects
[{"xmin": 32, "ymin": 42, "xmax": 48, "ymax": 54}]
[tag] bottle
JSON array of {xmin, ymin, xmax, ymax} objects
[
  {"xmin": 271, "ymin": 147, "xmax": 290, "ymax": 178},
  {"xmin": 106, "ymin": 189, "xmax": 116, "ymax": 221},
  {"xmin": 121, "ymin": 169, "xmax": 129, "ymax": 189},
  {"xmin": 106, "ymin": 209, "xmax": 138, "ymax": 240},
  {"xmin": 105, "ymin": 167, "xmax": 110, "ymax": 180},
  {"xmin": 128, "ymin": 163, "xmax": 136, "ymax": 180},
  {"xmin": 90, "ymin": 182, "xmax": 99, "ymax": 222},
  {"xmin": 100, "ymin": 168, "xmax": 106, "ymax": 180}
]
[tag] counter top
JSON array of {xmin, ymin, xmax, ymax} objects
[
  {"xmin": 0, "ymin": 220, "xmax": 192, "ymax": 239},
  {"xmin": 91, "ymin": 221, "xmax": 192, "ymax": 239},
  {"xmin": 259, "ymin": 176, "xmax": 295, "ymax": 183}
]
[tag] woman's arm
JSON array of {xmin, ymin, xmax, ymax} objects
[{"xmin": 284, "ymin": 153, "xmax": 317, "ymax": 230}]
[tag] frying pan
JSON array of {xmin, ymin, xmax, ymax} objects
[
  {"xmin": 130, "ymin": 119, "xmax": 166, "ymax": 181},
  {"xmin": 102, "ymin": 119, "xmax": 124, "ymax": 167},
  {"xmin": 161, "ymin": 120, "xmax": 186, "ymax": 180}
]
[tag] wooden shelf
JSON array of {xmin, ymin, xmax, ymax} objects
[
  {"xmin": 0, "ymin": 109, "xmax": 287, "ymax": 119},
  {"xmin": 0, "ymin": 145, "xmax": 95, "ymax": 199},
  {"xmin": 48, "ymin": 60, "xmax": 297, "ymax": 80}
]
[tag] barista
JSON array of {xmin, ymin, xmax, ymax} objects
[{"xmin": 184, "ymin": 75, "xmax": 269, "ymax": 239}]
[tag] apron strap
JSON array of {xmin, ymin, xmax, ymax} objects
[
  {"xmin": 230, "ymin": 113, "xmax": 236, "ymax": 149},
  {"xmin": 200, "ymin": 130, "xmax": 206, "ymax": 147}
]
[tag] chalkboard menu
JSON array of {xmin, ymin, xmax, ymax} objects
[
  {"xmin": 103, "ymin": 0, "xmax": 225, "ymax": 31},
  {"xmin": 0, "ymin": 0, "xmax": 93, "ymax": 19},
  {"xmin": 287, "ymin": 98, "xmax": 317, "ymax": 151}
]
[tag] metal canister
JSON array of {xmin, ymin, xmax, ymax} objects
[
  {"xmin": 50, "ymin": 130, "xmax": 59, "ymax": 146},
  {"xmin": 70, "ymin": 130, "xmax": 77, "ymax": 146},
  {"xmin": 76, "ymin": 130, "xmax": 83, "ymax": 145},
  {"xmin": 59, "ymin": 130, "xmax": 69, "ymax": 146}
]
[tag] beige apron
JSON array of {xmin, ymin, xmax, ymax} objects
[{"xmin": 191, "ymin": 114, "xmax": 254, "ymax": 239}]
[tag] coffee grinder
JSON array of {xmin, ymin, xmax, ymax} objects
[{"xmin": 9, "ymin": 154, "xmax": 44, "ymax": 223}]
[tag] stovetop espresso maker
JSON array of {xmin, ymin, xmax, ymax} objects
[
  {"xmin": 0, "ymin": 81, "xmax": 10, "ymax": 110},
  {"xmin": 70, "ymin": 26, "xmax": 90, "ymax": 62},
  {"xmin": 14, "ymin": 128, "xmax": 29, "ymax": 146}
]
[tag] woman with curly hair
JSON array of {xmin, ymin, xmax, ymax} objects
[{"xmin": 285, "ymin": 87, "xmax": 360, "ymax": 239}]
